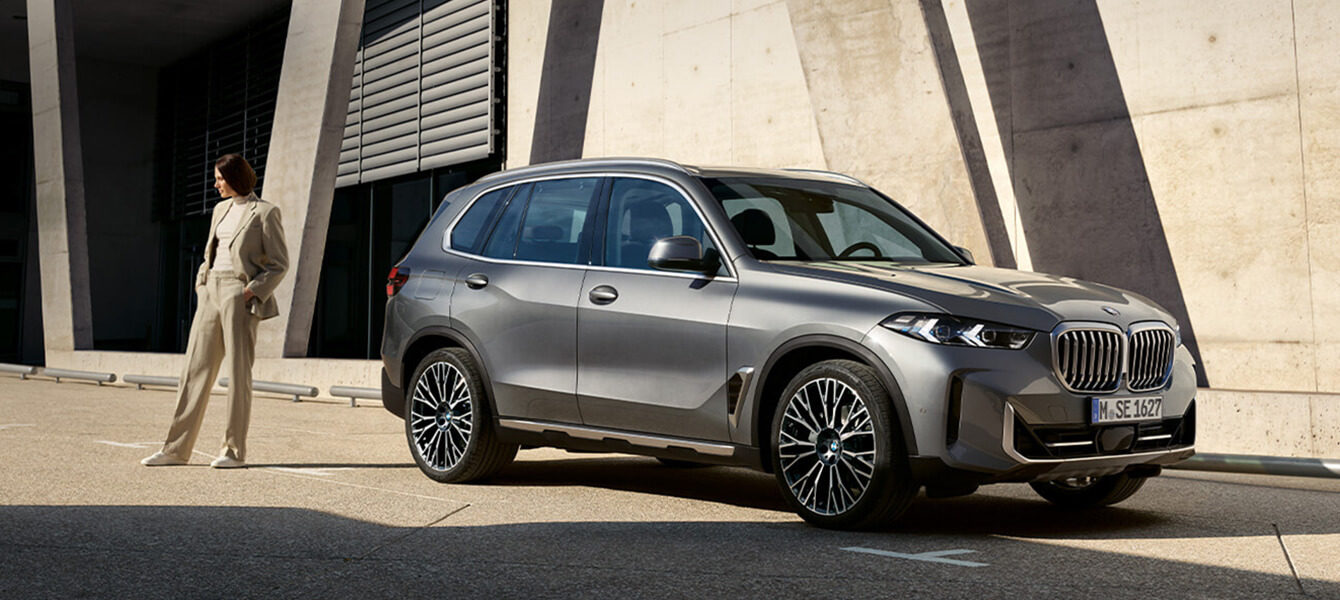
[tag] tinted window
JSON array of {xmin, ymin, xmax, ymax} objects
[
  {"xmin": 604, "ymin": 178, "xmax": 719, "ymax": 272},
  {"xmin": 450, "ymin": 187, "xmax": 510, "ymax": 253},
  {"xmin": 514, "ymin": 178, "xmax": 601, "ymax": 264},
  {"xmin": 482, "ymin": 184, "xmax": 530, "ymax": 259},
  {"xmin": 702, "ymin": 177, "xmax": 963, "ymax": 264}
]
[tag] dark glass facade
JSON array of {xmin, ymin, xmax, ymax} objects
[{"xmin": 307, "ymin": 157, "xmax": 502, "ymax": 359}]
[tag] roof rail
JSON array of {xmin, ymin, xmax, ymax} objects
[
  {"xmin": 475, "ymin": 157, "xmax": 697, "ymax": 184},
  {"xmin": 781, "ymin": 168, "xmax": 867, "ymax": 186}
]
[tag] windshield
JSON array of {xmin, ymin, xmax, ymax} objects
[{"xmin": 700, "ymin": 176, "xmax": 966, "ymax": 264}]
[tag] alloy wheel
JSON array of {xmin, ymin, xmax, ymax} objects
[
  {"xmin": 777, "ymin": 377, "xmax": 877, "ymax": 516},
  {"xmin": 408, "ymin": 361, "xmax": 474, "ymax": 472}
]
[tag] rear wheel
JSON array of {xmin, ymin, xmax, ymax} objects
[
  {"xmin": 770, "ymin": 360, "xmax": 916, "ymax": 530},
  {"xmin": 1029, "ymin": 473, "xmax": 1147, "ymax": 508},
  {"xmin": 405, "ymin": 348, "xmax": 517, "ymax": 482}
]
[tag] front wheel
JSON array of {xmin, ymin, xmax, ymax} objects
[
  {"xmin": 770, "ymin": 360, "xmax": 916, "ymax": 530},
  {"xmin": 1029, "ymin": 473, "xmax": 1147, "ymax": 508},
  {"xmin": 405, "ymin": 348, "xmax": 517, "ymax": 483}
]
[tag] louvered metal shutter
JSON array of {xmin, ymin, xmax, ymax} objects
[
  {"xmin": 160, "ymin": 12, "xmax": 289, "ymax": 218},
  {"xmin": 337, "ymin": 0, "xmax": 496, "ymax": 187}
]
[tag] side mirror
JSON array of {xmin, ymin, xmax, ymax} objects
[
  {"xmin": 649, "ymin": 236, "xmax": 716, "ymax": 274},
  {"xmin": 954, "ymin": 245, "xmax": 975, "ymax": 265}
]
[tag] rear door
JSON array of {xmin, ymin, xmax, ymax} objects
[{"xmin": 449, "ymin": 177, "xmax": 603, "ymax": 423}]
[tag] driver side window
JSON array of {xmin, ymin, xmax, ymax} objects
[{"xmin": 604, "ymin": 178, "xmax": 719, "ymax": 273}]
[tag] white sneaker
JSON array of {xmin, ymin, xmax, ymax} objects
[
  {"xmin": 210, "ymin": 455, "xmax": 246, "ymax": 469},
  {"xmin": 141, "ymin": 452, "xmax": 187, "ymax": 466}
]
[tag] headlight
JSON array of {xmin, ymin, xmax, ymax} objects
[{"xmin": 882, "ymin": 313, "xmax": 1035, "ymax": 349}]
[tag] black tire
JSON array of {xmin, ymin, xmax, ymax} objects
[
  {"xmin": 770, "ymin": 359, "xmax": 917, "ymax": 530},
  {"xmin": 656, "ymin": 457, "xmax": 709, "ymax": 468},
  {"xmin": 405, "ymin": 348, "xmax": 517, "ymax": 483},
  {"xmin": 1029, "ymin": 473, "xmax": 1147, "ymax": 508}
]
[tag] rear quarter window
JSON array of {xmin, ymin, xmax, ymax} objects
[{"xmin": 449, "ymin": 187, "xmax": 511, "ymax": 253}]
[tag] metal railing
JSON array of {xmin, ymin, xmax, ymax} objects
[
  {"xmin": 0, "ymin": 363, "xmax": 38, "ymax": 379},
  {"xmin": 40, "ymin": 367, "xmax": 117, "ymax": 385},
  {"xmin": 217, "ymin": 377, "xmax": 318, "ymax": 402},
  {"xmin": 122, "ymin": 374, "xmax": 181, "ymax": 390},
  {"xmin": 329, "ymin": 385, "xmax": 382, "ymax": 408}
]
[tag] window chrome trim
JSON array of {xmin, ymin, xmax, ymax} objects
[
  {"xmin": 1050, "ymin": 321, "xmax": 1125, "ymax": 394},
  {"xmin": 441, "ymin": 171, "xmax": 737, "ymax": 279}
]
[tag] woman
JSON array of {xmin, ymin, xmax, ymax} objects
[{"xmin": 142, "ymin": 154, "xmax": 288, "ymax": 468}]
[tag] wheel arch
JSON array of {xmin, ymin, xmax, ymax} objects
[
  {"xmin": 751, "ymin": 335, "xmax": 918, "ymax": 471},
  {"xmin": 400, "ymin": 326, "xmax": 499, "ymax": 419}
]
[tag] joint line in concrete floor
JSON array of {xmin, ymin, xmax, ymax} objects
[
  {"xmin": 298, "ymin": 504, "xmax": 471, "ymax": 600},
  {"xmin": 352, "ymin": 504, "xmax": 471, "ymax": 562},
  {"xmin": 1273, "ymin": 523, "xmax": 1306, "ymax": 595}
]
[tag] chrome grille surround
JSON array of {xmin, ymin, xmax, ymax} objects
[
  {"xmin": 1127, "ymin": 322, "xmax": 1177, "ymax": 392},
  {"xmin": 1052, "ymin": 323, "xmax": 1124, "ymax": 394},
  {"xmin": 1050, "ymin": 321, "xmax": 1178, "ymax": 394}
]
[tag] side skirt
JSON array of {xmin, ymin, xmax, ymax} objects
[{"xmin": 496, "ymin": 418, "xmax": 764, "ymax": 469}]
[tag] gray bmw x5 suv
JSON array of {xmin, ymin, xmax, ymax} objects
[{"xmin": 380, "ymin": 157, "xmax": 1195, "ymax": 529}]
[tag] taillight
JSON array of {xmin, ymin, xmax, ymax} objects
[{"xmin": 387, "ymin": 266, "xmax": 411, "ymax": 297}]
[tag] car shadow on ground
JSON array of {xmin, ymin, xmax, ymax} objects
[
  {"xmin": 1, "ymin": 504, "xmax": 1332, "ymax": 599},
  {"xmin": 485, "ymin": 456, "xmax": 1199, "ymax": 539}
]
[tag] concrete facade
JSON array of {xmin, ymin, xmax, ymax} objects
[
  {"xmin": 259, "ymin": 0, "xmax": 366, "ymax": 359},
  {"xmin": 26, "ymin": 0, "xmax": 93, "ymax": 353},
  {"xmin": 18, "ymin": 0, "xmax": 1340, "ymax": 458}
]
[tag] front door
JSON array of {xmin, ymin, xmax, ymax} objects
[{"xmin": 577, "ymin": 176, "xmax": 737, "ymax": 441}]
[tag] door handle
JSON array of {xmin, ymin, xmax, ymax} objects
[
  {"xmin": 464, "ymin": 273, "xmax": 489, "ymax": 289},
  {"xmin": 589, "ymin": 285, "xmax": 618, "ymax": 304}
]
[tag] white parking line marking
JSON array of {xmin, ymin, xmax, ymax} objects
[
  {"xmin": 0, "ymin": 424, "xmax": 36, "ymax": 431},
  {"xmin": 841, "ymin": 546, "xmax": 990, "ymax": 567},
  {"xmin": 266, "ymin": 467, "xmax": 354, "ymax": 477},
  {"xmin": 95, "ymin": 440, "xmax": 159, "ymax": 448}
]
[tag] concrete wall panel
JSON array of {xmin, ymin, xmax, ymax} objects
[
  {"xmin": 1295, "ymin": 0, "xmax": 1340, "ymax": 393},
  {"xmin": 1197, "ymin": 391, "xmax": 1315, "ymax": 458},
  {"xmin": 1133, "ymin": 96, "xmax": 1316, "ymax": 391},
  {"xmin": 598, "ymin": 26, "xmax": 665, "ymax": 158},
  {"xmin": 787, "ymin": 0, "xmax": 990, "ymax": 260},
  {"xmin": 504, "ymin": 0, "xmax": 551, "ymax": 167},
  {"xmin": 1097, "ymin": 0, "xmax": 1295, "ymax": 117},
  {"xmin": 662, "ymin": 17, "xmax": 733, "ymax": 165},
  {"xmin": 729, "ymin": 1, "xmax": 824, "ymax": 168},
  {"xmin": 1312, "ymin": 394, "xmax": 1340, "ymax": 457}
]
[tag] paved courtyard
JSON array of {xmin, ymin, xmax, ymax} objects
[{"xmin": 1, "ymin": 375, "xmax": 1337, "ymax": 598}]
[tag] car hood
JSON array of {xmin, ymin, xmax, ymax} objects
[{"xmin": 769, "ymin": 261, "xmax": 1176, "ymax": 332}]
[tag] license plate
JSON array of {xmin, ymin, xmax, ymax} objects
[{"xmin": 1091, "ymin": 396, "xmax": 1162, "ymax": 424}]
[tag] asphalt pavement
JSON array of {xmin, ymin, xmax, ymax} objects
[{"xmin": 1, "ymin": 375, "xmax": 1337, "ymax": 599}]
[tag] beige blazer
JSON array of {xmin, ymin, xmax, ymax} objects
[{"xmin": 195, "ymin": 193, "xmax": 290, "ymax": 320}]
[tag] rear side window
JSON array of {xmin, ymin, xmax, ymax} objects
[
  {"xmin": 482, "ymin": 185, "xmax": 531, "ymax": 259},
  {"xmin": 514, "ymin": 178, "xmax": 601, "ymax": 265},
  {"xmin": 450, "ymin": 187, "xmax": 510, "ymax": 253}
]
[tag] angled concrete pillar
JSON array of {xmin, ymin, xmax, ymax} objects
[
  {"xmin": 27, "ymin": 0, "xmax": 92, "ymax": 354},
  {"xmin": 785, "ymin": 0, "xmax": 993, "ymax": 263},
  {"xmin": 257, "ymin": 0, "xmax": 365, "ymax": 358}
]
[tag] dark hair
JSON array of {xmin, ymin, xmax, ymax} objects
[{"xmin": 215, "ymin": 153, "xmax": 257, "ymax": 196}]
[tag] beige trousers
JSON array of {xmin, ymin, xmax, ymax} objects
[{"xmin": 160, "ymin": 272, "xmax": 259, "ymax": 461}]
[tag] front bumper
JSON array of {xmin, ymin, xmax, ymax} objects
[{"xmin": 863, "ymin": 326, "xmax": 1197, "ymax": 483}]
